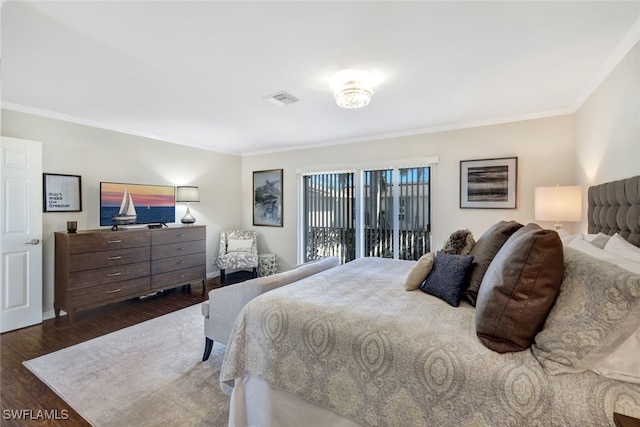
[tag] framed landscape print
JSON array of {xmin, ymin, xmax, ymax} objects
[
  {"xmin": 43, "ymin": 173, "xmax": 82, "ymax": 212},
  {"xmin": 460, "ymin": 157, "xmax": 517, "ymax": 209},
  {"xmin": 253, "ymin": 169, "xmax": 283, "ymax": 226}
]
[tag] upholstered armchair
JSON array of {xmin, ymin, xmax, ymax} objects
[{"xmin": 215, "ymin": 230, "xmax": 258, "ymax": 285}]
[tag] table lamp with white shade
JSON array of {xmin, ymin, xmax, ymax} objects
[
  {"xmin": 176, "ymin": 186, "xmax": 200, "ymax": 224},
  {"xmin": 534, "ymin": 184, "xmax": 582, "ymax": 231}
]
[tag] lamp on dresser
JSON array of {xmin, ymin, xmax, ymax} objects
[
  {"xmin": 176, "ymin": 186, "xmax": 200, "ymax": 224},
  {"xmin": 534, "ymin": 184, "xmax": 582, "ymax": 231}
]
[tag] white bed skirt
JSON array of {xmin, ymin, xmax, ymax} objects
[{"xmin": 228, "ymin": 377, "xmax": 363, "ymax": 427}]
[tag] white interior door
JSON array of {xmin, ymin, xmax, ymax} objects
[{"xmin": 1, "ymin": 137, "xmax": 43, "ymax": 333}]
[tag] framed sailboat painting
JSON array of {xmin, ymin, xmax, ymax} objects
[{"xmin": 99, "ymin": 182, "xmax": 175, "ymax": 228}]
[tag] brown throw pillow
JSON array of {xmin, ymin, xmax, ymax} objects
[
  {"xmin": 464, "ymin": 220, "xmax": 523, "ymax": 306},
  {"xmin": 441, "ymin": 229, "xmax": 475, "ymax": 255},
  {"xmin": 475, "ymin": 223, "xmax": 564, "ymax": 353}
]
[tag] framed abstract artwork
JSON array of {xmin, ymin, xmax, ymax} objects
[
  {"xmin": 460, "ymin": 157, "xmax": 517, "ymax": 209},
  {"xmin": 253, "ymin": 169, "xmax": 283, "ymax": 226}
]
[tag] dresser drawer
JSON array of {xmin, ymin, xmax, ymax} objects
[
  {"xmin": 69, "ymin": 277, "xmax": 151, "ymax": 307},
  {"xmin": 152, "ymin": 239, "xmax": 205, "ymax": 260},
  {"xmin": 151, "ymin": 266, "xmax": 205, "ymax": 290},
  {"xmin": 54, "ymin": 224, "xmax": 206, "ymax": 324},
  {"xmin": 68, "ymin": 262, "xmax": 150, "ymax": 290},
  {"xmin": 151, "ymin": 227, "xmax": 205, "ymax": 246},
  {"xmin": 151, "ymin": 252, "xmax": 206, "ymax": 275},
  {"xmin": 68, "ymin": 232, "xmax": 150, "ymax": 254},
  {"xmin": 69, "ymin": 247, "xmax": 151, "ymax": 273}
]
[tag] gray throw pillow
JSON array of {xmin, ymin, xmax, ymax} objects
[
  {"xmin": 464, "ymin": 220, "xmax": 523, "ymax": 306},
  {"xmin": 420, "ymin": 251, "xmax": 474, "ymax": 307}
]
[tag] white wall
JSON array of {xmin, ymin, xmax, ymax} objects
[
  {"xmin": 242, "ymin": 115, "xmax": 575, "ymax": 271},
  {"xmin": 1, "ymin": 109, "xmax": 243, "ymax": 318},
  {"xmin": 575, "ymin": 41, "xmax": 640, "ymax": 231},
  {"xmin": 4, "ymin": 40, "xmax": 636, "ymax": 318}
]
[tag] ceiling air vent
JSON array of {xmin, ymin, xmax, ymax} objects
[{"xmin": 264, "ymin": 91, "xmax": 301, "ymax": 106}]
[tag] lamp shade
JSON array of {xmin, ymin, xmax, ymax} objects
[
  {"xmin": 534, "ymin": 185, "xmax": 582, "ymax": 224},
  {"xmin": 176, "ymin": 186, "xmax": 200, "ymax": 203}
]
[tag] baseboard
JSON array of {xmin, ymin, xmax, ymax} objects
[{"xmin": 43, "ymin": 309, "xmax": 58, "ymax": 321}]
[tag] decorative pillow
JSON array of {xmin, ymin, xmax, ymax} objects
[
  {"xmin": 585, "ymin": 326, "xmax": 640, "ymax": 384},
  {"xmin": 464, "ymin": 220, "xmax": 523, "ymax": 306},
  {"xmin": 475, "ymin": 223, "xmax": 564, "ymax": 353},
  {"xmin": 568, "ymin": 238, "xmax": 640, "ymax": 274},
  {"xmin": 532, "ymin": 247, "xmax": 640, "ymax": 376},
  {"xmin": 441, "ymin": 229, "xmax": 475, "ymax": 255},
  {"xmin": 604, "ymin": 233, "xmax": 640, "ymax": 263},
  {"xmin": 419, "ymin": 252, "xmax": 474, "ymax": 307},
  {"xmin": 585, "ymin": 232, "xmax": 611, "ymax": 249},
  {"xmin": 227, "ymin": 238, "xmax": 253, "ymax": 252},
  {"xmin": 405, "ymin": 252, "xmax": 435, "ymax": 291}
]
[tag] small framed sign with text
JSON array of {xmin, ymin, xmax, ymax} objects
[{"xmin": 43, "ymin": 173, "xmax": 82, "ymax": 212}]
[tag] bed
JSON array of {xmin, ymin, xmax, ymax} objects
[{"xmin": 220, "ymin": 176, "xmax": 640, "ymax": 427}]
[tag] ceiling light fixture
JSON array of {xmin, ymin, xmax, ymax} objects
[{"xmin": 330, "ymin": 69, "xmax": 378, "ymax": 109}]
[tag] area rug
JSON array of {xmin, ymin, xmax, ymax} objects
[{"xmin": 23, "ymin": 304, "xmax": 230, "ymax": 426}]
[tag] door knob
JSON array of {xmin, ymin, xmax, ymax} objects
[{"xmin": 25, "ymin": 239, "xmax": 40, "ymax": 245}]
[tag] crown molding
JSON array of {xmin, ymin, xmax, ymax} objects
[{"xmin": 571, "ymin": 15, "xmax": 640, "ymax": 112}]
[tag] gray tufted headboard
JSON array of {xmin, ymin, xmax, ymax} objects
[{"xmin": 588, "ymin": 175, "xmax": 640, "ymax": 247}]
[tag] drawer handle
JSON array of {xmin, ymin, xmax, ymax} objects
[
  {"xmin": 107, "ymin": 272, "xmax": 122, "ymax": 277},
  {"xmin": 177, "ymin": 234, "xmax": 185, "ymax": 237},
  {"xmin": 177, "ymin": 247, "xmax": 185, "ymax": 251},
  {"xmin": 106, "ymin": 288, "xmax": 122, "ymax": 294},
  {"xmin": 177, "ymin": 261, "xmax": 185, "ymax": 265},
  {"xmin": 108, "ymin": 256, "xmax": 122, "ymax": 260},
  {"xmin": 177, "ymin": 274, "xmax": 185, "ymax": 279},
  {"xmin": 107, "ymin": 240, "xmax": 122, "ymax": 244}
]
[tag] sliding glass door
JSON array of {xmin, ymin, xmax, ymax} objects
[
  {"xmin": 363, "ymin": 167, "xmax": 430, "ymax": 260},
  {"xmin": 302, "ymin": 172, "xmax": 355, "ymax": 264},
  {"xmin": 302, "ymin": 166, "xmax": 430, "ymax": 263}
]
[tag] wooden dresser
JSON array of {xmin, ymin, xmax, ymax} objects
[{"xmin": 55, "ymin": 225, "xmax": 206, "ymax": 323}]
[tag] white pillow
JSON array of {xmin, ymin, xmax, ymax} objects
[
  {"xmin": 584, "ymin": 232, "xmax": 611, "ymax": 249},
  {"xmin": 227, "ymin": 238, "xmax": 253, "ymax": 252},
  {"xmin": 586, "ymin": 326, "xmax": 640, "ymax": 384},
  {"xmin": 567, "ymin": 238, "xmax": 640, "ymax": 274},
  {"xmin": 560, "ymin": 232, "xmax": 610, "ymax": 248},
  {"xmin": 559, "ymin": 231, "xmax": 579, "ymax": 246},
  {"xmin": 603, "ymin": 233, "xmax": 640, "ymax": 263}
]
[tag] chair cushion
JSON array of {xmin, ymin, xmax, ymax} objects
[{"xmin": 227, "ymin": 238, "xmax": 253, "ymax": 252}]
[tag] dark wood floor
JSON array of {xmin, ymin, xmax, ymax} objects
[{"xmin": 1, "ymin": 279, "xmax": 220, "ymax": 426}]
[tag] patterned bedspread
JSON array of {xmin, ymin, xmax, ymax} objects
[{"xmin": 220, "ymin": 257, "xmax": 640, "ymax": 426}]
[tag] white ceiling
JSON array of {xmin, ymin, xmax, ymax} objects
[{"xmin": 2, "ymin": 1, "xmax": 640, "ymax": 156}]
